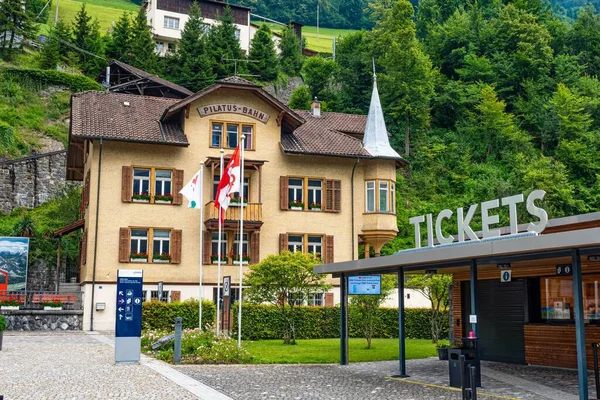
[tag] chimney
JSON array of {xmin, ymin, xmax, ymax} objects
[{"xmin": 311, "ymin": 97, "xmax": 321, "ymax": 117}]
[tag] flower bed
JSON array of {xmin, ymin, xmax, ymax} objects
[
  {"xmin": 133, "ymin": 193, "xmax": 150, "ymax": 202},
  {"xmin": 229, "ymin": 196, "xmax": 248, "ymax": 206},
  {"xmin": 142, "ymin": 326, "xmax": 252, "ymax": 364},
  {"xmin": 210, "ymin": 254, "xmax": 228, "ymax": 264},
  {"xmin": 231, "ymin": 252, "xmax": 250, "ymax": 265},
  {"xmin": 309, "ymin": 202, "xmax": 322, "ymax": 211},
  {"xmin": 289, "ymin": 201, "xmax": 304, "ymax": 210},
  {"xmin": 153, "ymin": 253, "xmax": 171, "ymax": 263},
  {"xmin": 154, "ymin": 194, "xmax": 173, "ymax": 204},
  {"xmin": 130, "ymin": 252, "xmax": 148, "ymax": 262},
  {"xmin": 42, "ymin": 300, "xmax": 63, "ymax": 310}
]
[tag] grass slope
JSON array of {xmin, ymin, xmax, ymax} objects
[
  {"xmin": 49, "ymin": 0, "xmax": 354, "ymax": 52},
  {"xmin": 244, "ymin": 338, "xmax": 442, "ymax": 364}
]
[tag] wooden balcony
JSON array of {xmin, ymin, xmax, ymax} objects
[{"xmin": 204, "ymin": 201, "xmax": 263, "ymax": 230}]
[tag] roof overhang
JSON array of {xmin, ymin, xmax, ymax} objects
[
  {"xmin": 314, "ymin": 227, "xmax": 600, "ymax": 276},
  {"xmin": 53, "ymin": 219, "xmax": 84, "ymax": 237}
]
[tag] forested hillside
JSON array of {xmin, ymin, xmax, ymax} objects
[{"xmin": 288, "ymin": 0, "xmax": 600, "ymax": 253}]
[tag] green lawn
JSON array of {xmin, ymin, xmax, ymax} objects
[
  {"xmin": 257, "ymin": 21, "xmax": 356, "ymax": 53},
  {"xmin": 243, "ymin": 338, "xmax": 442, "ymax": 364}
]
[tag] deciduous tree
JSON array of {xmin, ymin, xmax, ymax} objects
[{"xmin": 405, "ymin": 274, "xmax": 452, "ymax": 344}]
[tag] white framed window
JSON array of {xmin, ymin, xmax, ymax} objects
[
  {"xmin": 211, "ymin": 232, "xmax": 228, "ymax": 258},
  {"xmin": 307, "ymin": 235, "xmax": 322, "ymax": 258},
  {"xmin": 232, "ymin": 233, "xmax": 249, "ymax": 260},
  {"xmin": 288, "ymin": 292, "xmax": 304, "ymax": 306},
  {"xmin": 152, "ymin": 230, "xmax": 170, "ymax": 260},
  {"xmin": 307, "ymin": 293, "xmax": 324, "ymax": 306},
  {"xmin": 226, "ymin": 124, "xmax": 239, "ymax": 148},
  {"xmin": 366, "ymin": 181, "xmax": 375, "ymax": 213},
  {"xmin": 164, "ymin": 16, "xmax": 180, "ymax": 30},
  {"xmin": 155, "ymin": 170, "xmax": 172, "ymax": 196},
  {"xmin": 391, "ymin": 182, "xmax": 396, "ymax": 213},
  {"xmin": 379, "ymin": 181, "xmax": 389, "ymax": 213},
  {"xmin": 288, "ymin": 178, "xmax": 303, "ymax": 208},
  {"xmin": 167, "ymin": 43, "xmax": 176, "ymax": 53},
  {"xmin": 235, "ymin": 28, "xmax": 241, "ymax": 40},
  {"xmin": 130, "ymin": 229, "xmax": 148, "ymax": 258},
  {"xmin": 133, "ymin": 168, "xmax": 150, "ymax": 195},
  {"xmin": 155, "ymin": 41, "xmax": 164, "ymax": 53},
  {"xmin": 242, "ymin": 125, "xmax": 253, "ymax": 150},
  {"xmin": 288, "ymin": 235, "xmax": 303, "ymax": 253},
  {"xmin": 211, "ymin": 122, "xmax": 223, "ymax": 148},
  {"xmin": 307, "ymin": 179, "xmax": 322, "ymax": 210}
]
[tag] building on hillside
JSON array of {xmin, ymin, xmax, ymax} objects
[
  {"xmin": 145, "ymin": 0, "xmax": 302, "ymax": 57},
  {"xmin": 67, "ymin": 72, "xmax": 408, "ymax": 331},
  {"xmin": 96, "ymin": 60, "xmax": 193, "ymax": 99}
]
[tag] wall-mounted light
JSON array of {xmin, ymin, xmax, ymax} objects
[{"xmin": 497, "ymin": 263, "xmax": 511, "ymax": 269}]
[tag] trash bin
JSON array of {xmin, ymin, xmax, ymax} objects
[{"xmin": 448, "ymin": 346, "xmax": 481, "ymax": 388}]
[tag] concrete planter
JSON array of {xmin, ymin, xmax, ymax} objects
[
  {"xmin": 233, "ymin": 260, "xmax": 249, "ymax": 265},
  {"xmin": 153, "ymin": 259, "xmax": 170, "ymax": 263},
  {"xmin": 154, "ymin": 200, "xmax": 172, "ymax": 204},
  {"xmin": 1, "ymin": 306, "xmax": 19, "ymax": 311},
  {"xmin": 290, "ymin": 206, "xmax": 303, "ymax": 211},
  {"xmin": 132, "ymin": 199, "xmax": 150, "ymax": 203},
  {"xmin": 212, "ymin": 260, "xmax": 227, "ymax": 264},
  {"xmin": 309, "ymin": 208, "xmax": 322, "ymax": 211},
  {"xmin": 43, "ymin": 306, "xmax": 63, "ymax": 311},
  {"xmin": 130, "ymin": 258, "xmax": 147, "ymax": 263}
]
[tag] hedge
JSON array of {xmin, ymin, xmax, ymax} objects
[
  {"xmin": 142, "ymin": 299, "xmax": 215, "ymax": 331},
  {"xmin": 231, "ymin": 304, "xmax": 449, "ymax": 341},
  {"xmin": 1, "ymin": 67, "xmax": 103, "ymax": 92}
]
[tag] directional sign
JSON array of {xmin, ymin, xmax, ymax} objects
[
  {"xmin": 223, "ymin": 276, "xmax": 231, "ymax": 297},
  {"xmin": 115, "ymin": 270, "xmax": 143, "ymax": 338}
]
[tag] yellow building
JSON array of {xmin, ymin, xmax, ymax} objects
[{"xmin": 66, "ymin": 76, "xmax": 406, "ymax": 330}]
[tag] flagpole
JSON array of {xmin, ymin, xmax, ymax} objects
[
  {"xmin": 216, "ymin": 148, "xmax": 224, "ymax": 335},
  {"xmin": 198, "ymin": 161, "xmax": 204, "ymax": 330},
  {"xmin": 238, "ymin": 135, "xmax": 245, "ymax": 348}
]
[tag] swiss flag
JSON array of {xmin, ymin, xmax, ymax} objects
[{"xmin": 214, "ymin": 145, "xmax": 242, "ymax": 223}]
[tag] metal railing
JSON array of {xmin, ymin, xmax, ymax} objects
[{"xmin": 0, "ymin": 290, "xmax": 83, "ymax": 310}]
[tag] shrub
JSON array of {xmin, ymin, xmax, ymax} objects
[
  {"xmin": 142, "ymin": 326, "xmax": 252, "ymax": 364},
  {"xmin": 142, "ymin": 299, "xmax": 216, "ymax": 331},
  {"xmin": 233, "ymin": 304, "xmax": 449, "ymax": 341},
  {"xmin": 0, "ymin": 122, "xmax": 15, "ymax": 150},
  {"xmin": 0, "ymin": 315, "xmax": 6, "ymax": 331},
  {"xmin": 1, "ymin": 67, "xmax": 103, "ymax": 92}
]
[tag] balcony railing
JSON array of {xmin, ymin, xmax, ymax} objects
[{"xmin": 204, "ymin": 201, "xmax": 263, "ymax": 223}]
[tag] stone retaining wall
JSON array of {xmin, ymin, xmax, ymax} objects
[
  {"xmin": 1, "ymin": 310, "xmax": 83, "ymax": 331},
  {"xmin": 0, "ymin": 150, "xmax": 67, "ymax": 213}
]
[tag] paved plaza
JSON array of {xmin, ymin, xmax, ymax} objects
[{"xmin": 0, "ymin": 331, "xmax": 596, "ymax": 399}]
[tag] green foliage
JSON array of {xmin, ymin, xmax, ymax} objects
[
  {"xmin": 142, "ymin": 299, "xmax": 216, "ymax": 331},
  {"xmin": 248, "ymin": 24, "xmax": 279, "ymax": 82},
  {"xmin": 129, "ymin": 7, "xmax": 159, "ymax": 74},
  {"xmin": 106, "ymin": 12, "xmax": 132, "ymax": 62},
  {"xmin": 233, "ymin": 303, "xmax": 449, "ymax": 341},
  {"xmin": 207, "ymin": 7, "xmax": 246, "ymax": 79},
  {"xmin": 301, "ymin": 56, "xmax": 339, "ymax": 100},
  {"xmin": 0, "ymin": 0, "xmax": 37, "ymax": 57},
  {"xmin": 350, "ymin": 275, "xmax": 396, "ymax": 348},
  {"xmin": 279, "ymin": 24, "xmax": 304, "ymax": 77},
  {"xmin": 288, "ymin": 85, "xmax": 312, "ymax": 110},
  {"xmin": 244, "ymin": 251, "xmax": 330, "ymax": 344},
  {"xmin": 142, "ymin": 327, "xmax": 252, "ymax": 364},
  {"xmin": 405, "ymin": 274, "xmax": 452, "ymax": 343},
  {"xmin": 169, "ymin": 2, "xmax": 215, "ymax": 92},
  {"xmin": 0, "ymin": 315, "xmax": 5, "ymax": 331},
  {"xmin": 1, "ymin": 67, "xmax": 103, "ymax": 91}
]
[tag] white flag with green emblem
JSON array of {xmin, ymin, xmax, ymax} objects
[{"xmin": 179, "ymin": 169, "xmax": 202, "ymax": 209}]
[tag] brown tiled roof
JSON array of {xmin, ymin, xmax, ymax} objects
[
  {"xmin": 71, "ymin": 91, "xmax": 188, "ymax": 146},
  {"xmin": 281, "ymin": 110, "xmax": 408, "ymax": 162},
  {"xmin": 111, "ymin": 60, "xmax": 193, "ymax": 96},
  {"xmin": 216, "ymin": 76, "xmax": 259, "ymax": 87}
]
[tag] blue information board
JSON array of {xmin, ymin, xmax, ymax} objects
[
  {"xmin": 349, "ymin": 275, "xmax": 381, "ymax": 295},
  {"xmin": 115, "ymin": 270, "xmax": 143, "ymax": 338}
]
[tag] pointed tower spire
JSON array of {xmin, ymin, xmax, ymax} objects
[{"xmin": 362, "ymin": 63, "xmax": 402, "ymax": 159}]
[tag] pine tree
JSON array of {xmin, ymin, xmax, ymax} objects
[
  {"xmin": 248, "ymin": 24, "xmax": 278, "ymax": 82},
  {"xmin": 107, "ymin": 12, "xmax": 132, "ymax": 62},
  {"xmin": 278, "ymin": 24, "xmax": 303, "ymax": 76},
  {"xmin": 73, "ymin": 3, "xmax": 92, "ymax": 54},
  {"xmin": 129, "ymin": 7, "xmax": 159, "ymax": 73},
  {"xmin": 40, "ymin": 24, "xmax": 61, "ymax": 69},
  {"xmin": 207, "ymin": 6, "xmax": 245, "ymax": 78},
  {"xmin": 172, "ymin": 2, "xmax": 215, "ymax": 91},
  {"xmin": 0, "ymin": 0, "xmax": 37, "ymax": 55},
  {"xmin": 81, "ymin": 19, "xmax": 105, "ymax": 76}
]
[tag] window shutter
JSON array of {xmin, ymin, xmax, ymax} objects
[
  {"xmin": 325, "ymin": 180, "xmax": 341, "ymax": 212},
  {"xmin": 325, "ymin": 235, "xmax": 334, "ymax": 264},
  {"xmin": 279, "ymin": 233, "xmax": 288, "ymax": 253},
  {"xmin": 325, "ymin": 292, "xmax": 334, "ymax": 307},
  {"xmin": 173, "ymin": 169, "xmax": 184, "ymax": 205},
  {"xmin": 203, "ymin": 231, "xmax": 211, "ymax": 264},
  {"xmin": 280, "ymin": 176, "xmax": 288, "ymax": 210},
  {"xmin": 171, "ymin": 229, "xmax": 182, "ymax": 264},
  {"xmin": 118, "ymin": 227, "xmax": 130, "ymax": 263},
  {"xmin": 84, "ymin": 170, "xmax": 90, "ymax": 208},
  {"xmin": 121, "ymin": 166, "xmax": 133, "ymax": 203},
  {"xmin": 250, "ymin": 231, "xmax": 260, "ymax": 264},
  {"xmin": 80, "ymin": 230, "xmax": 88, "ymax": 266}
]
